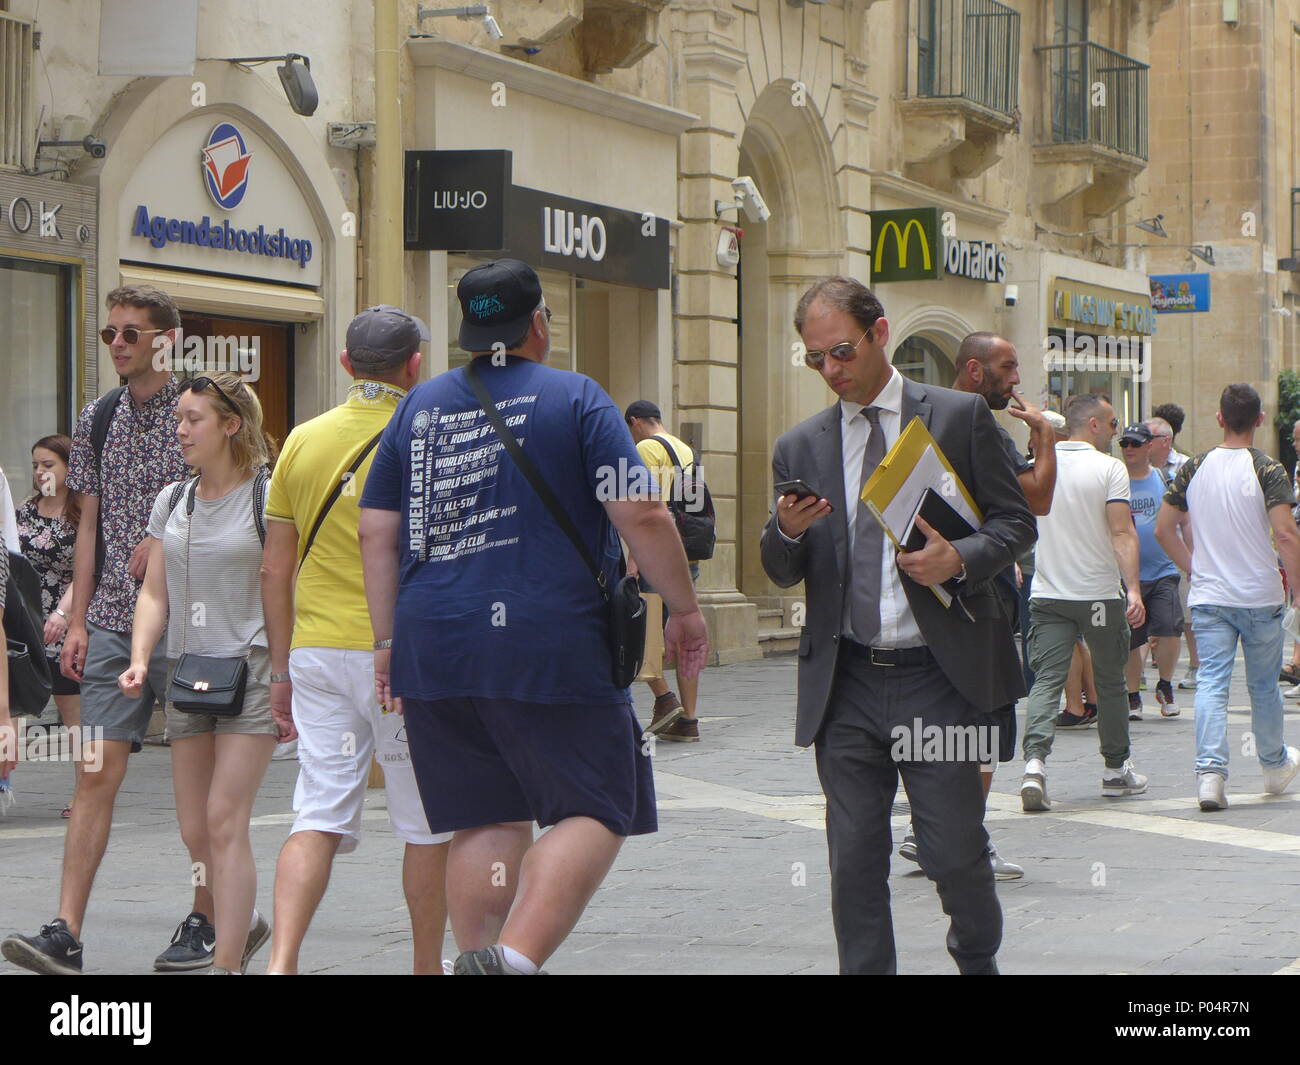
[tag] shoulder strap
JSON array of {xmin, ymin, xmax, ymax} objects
[
  {"xmin": 1156, "ymin": 466, "xmax": 1171, "ymax": 488},
  {"xmin": 91, "ymin": 386, "xmax": 127, "ymax": 469},
  {"xmin": 649, "ymin": 434, "xmax": 684, "ymax": 470},
  {"xmin": 91, "ymin": 386, "xmax": 127, "ymax": 580},
  {"xmin": 166, "ymin": 479, "xmax": 191, "ymax": 515},
  {"xmin": 465, "ymin": 360, "xmax": 609, "ymax": 600},
  {"xmin": 297, "ymin": 431, "xmax": 384, "ymax": 573},
  {"xmin": 252, "ymin": 468, "xmax": 269, "ymax": 546}
]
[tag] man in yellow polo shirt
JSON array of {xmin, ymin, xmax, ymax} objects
[
  {"xmin": 260, "ymin": 306, "xmax": 452, "ymax": 974},
  {"xmin": 625, "ymin": 400, "xmax": 706, "ymax": 742}
]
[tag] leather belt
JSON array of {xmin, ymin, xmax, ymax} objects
[{"xmin": 843, "ymin": 639, "xmax": 934, "ymax": 668}]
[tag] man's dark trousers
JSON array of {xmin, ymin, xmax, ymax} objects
[{"xmin": 815, "ymin": 642, "xmax": 1002, "ymax": 975}]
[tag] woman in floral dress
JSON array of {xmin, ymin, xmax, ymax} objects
[{"xmin": 16, "ymin": 434, "xmax": 81, "ymax": 816}]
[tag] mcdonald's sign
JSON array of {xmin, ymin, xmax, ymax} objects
[{"xmin": 868, "ymin": 207, "xmax": 942, "ymax": 282}]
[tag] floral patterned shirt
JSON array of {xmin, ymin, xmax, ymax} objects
[
  {"xmin": 15, "ymin": 498, "xmax": 78, "ymax": 655},
  {"xmin": 66, "ymin": 377, "xmax": 188, "ymax": 634}
]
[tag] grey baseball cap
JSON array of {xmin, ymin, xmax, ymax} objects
[{"xmin": 345, "ymin": 305, "xmax": 430, "ymax": 361}]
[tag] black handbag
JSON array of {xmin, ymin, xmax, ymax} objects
[
  {"xmin": 464, "ymin": 360, "xmax": 647, "ymax": 688},
  {"xmin": 5, "ymin": 551, "xmax": 53, "ymax": 717},
  {"xmin": 165, "ymin": 478, "xmax": 248, "ymax": 716}
]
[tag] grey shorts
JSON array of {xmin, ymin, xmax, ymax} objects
[
  {"xmin": 1130, "ymin": 574, "xmax": 1185, "ymax": 649},
  {"xmin": 164, "ymin": 644, "xmax": 278, "ymax": 740},
  {"xmin": 81, "ymin": 623, "xmax": 170, "ymax": 751}
]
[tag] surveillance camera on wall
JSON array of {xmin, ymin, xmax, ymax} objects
[
  {"xmin": 483, "ymin": 14, "xmax": 503, "ymax": 39},
  {"xmin": 732, "ymin": 176, "xmax": 772, "ymax": 223},
  {"xmin": 82, "ymin": 135, "xmax": 107, "ymax": 158},
  {"xmin": 1004, "ymin": 283, "xmax": 1019, "ymax": 307}
]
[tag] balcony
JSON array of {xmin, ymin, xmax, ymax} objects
[
  {"xmin": 1033, "ymin": 41, "xmax": 1148, "ymax": 216},
  {"xmin": 901, "ymin": 0, "xmax": 1020, "ymax": 180}
]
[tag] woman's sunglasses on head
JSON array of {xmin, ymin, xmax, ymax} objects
[{"xmin": 181, "ymin": 375, "xmax": 239, "ymax": 414}]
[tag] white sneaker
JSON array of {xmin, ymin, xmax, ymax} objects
[
  {"xmin": 988, "ymin": 844, "xmax": 1024, "ymax": 880},
  {"xmin": 1262, "ymin": 746, "xmax": 1300, "ymax": 795},
  {"xmin": 1197, "ymin": 772, "xmax": 1227, "ymax": 811},
  {"xmin": 271, "ymin": 740, "xmax": 298, "ymax": 761},
  {"xmin": 1178, "ymin": 666, "xmax": 1198, "ymax": 690},
  {"xmin": 1101, "ymin": 759, "xmax": 1148, "ymax": 797},
  {"xmin": 1285, "ymin": 684, "xmax": 1300, "ymax": 700},
  {"xmin": 1020, "ymin": 759, "xmax": 1050, "ymax": 811}
]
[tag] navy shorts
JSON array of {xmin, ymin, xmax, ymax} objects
[{"xmin": 403, "ymin": 696, "xmax": 658, "ymax": 837}]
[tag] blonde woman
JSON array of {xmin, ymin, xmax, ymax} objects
[{"xmin": 120, "ymin": 373, "xmax": 290, "ymax": 974}]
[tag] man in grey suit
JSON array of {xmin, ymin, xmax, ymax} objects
[{"xmin": 760, "ymin": 277, "xmax": 1036, "ymax": 974}]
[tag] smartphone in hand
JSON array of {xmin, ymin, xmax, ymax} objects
[{"xmin": 775, "ymin": 479, "xmax": 822, "ymax": 501}]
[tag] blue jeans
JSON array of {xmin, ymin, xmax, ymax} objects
[{"xmin": 1191, "ymin": 604, "xmax": 1290, "ymax": 779}]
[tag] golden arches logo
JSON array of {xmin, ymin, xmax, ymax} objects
[{"xmin": 874, "ymin": 218, "xmax": 932, "ymax": 273}]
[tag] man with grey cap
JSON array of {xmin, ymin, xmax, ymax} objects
[
  {"xmin": 360, "ymin": 259, "xmax": 708, "ymax": 975},
  {"xmin": 261, "ymin": 305, "xmax": 453, "ymax": 975}
]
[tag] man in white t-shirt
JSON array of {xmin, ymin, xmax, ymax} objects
[
  {"xmin": 1020, "ymin": 394, "xmax": 1147, "ymax": 811},
  {"xmin": 1156, "ymin": 383, "xmax": 1300, "ymax": 811}
]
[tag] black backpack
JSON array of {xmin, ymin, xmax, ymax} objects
[
  {"xmin": 649, "ymin": 435, "xmax": 716, "ymax": 562},
  {"xmin": 5, "ymin": 552, "xmax": 54, "ymax": 717},
  {"xmin": 164, "ymin": 471, "xmax": 269, "ymax": 545}
]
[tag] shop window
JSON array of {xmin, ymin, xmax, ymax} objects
[
  {"xmin": 892, "ymin": 334, "xmax": 954, "ymax": 387},
  {"xmin": 0, "ymin": 255, "xmax": 73, "ymax": 507},
  {"xmin": 1046, "ymin": 327, "xmax": 1141, "ymax": 429},
  {"xmin": 446, "ymin": 257, "xmax": 575, "ymax": 373}
]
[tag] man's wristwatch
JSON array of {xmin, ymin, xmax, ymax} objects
[
  {"xmin": 373, "ymin": 638, "xmax": 393, "ymax": 650},
  {"xmin": 953, "ymin": 561, "xmax": 968, "ymax": 583},
  {"xmin": 54, "ymin": 608, "xmax": 68, "ymax": 619},
  {"xmin": 270, "ymin": 671, "xmax": 291, "ymax": 684}
]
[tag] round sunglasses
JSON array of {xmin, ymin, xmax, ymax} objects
[{"xmin": 100, "ymin": 326, "xmax": 165, "ymax": 346}]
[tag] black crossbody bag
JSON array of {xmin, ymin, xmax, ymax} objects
[
  {"xmin": 166, "ymin": 476, "xmax": 265, "ymax": 716},
  {"xmin": 464, "ymin": 360, "xmax": 647, "ymax": 688}
]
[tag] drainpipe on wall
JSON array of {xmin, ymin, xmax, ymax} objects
[{"xmin": 372, "ymin": 0, "xmax": 403, "ymax": 307}]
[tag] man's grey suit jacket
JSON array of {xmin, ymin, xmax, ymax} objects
[{"xmin": 760, "ymin": 377, "xmax": 1037, "ymax": 748}]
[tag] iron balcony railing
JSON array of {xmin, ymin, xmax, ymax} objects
[
  {"xmin": 1037, "ymin": 41, "xmax": 1148, "ymax": 160},
  {"xmin": 916, "ymin": 0, "xmax": 1020, "ymax": 117}
]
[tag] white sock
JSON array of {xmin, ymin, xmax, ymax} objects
[
  {"xmin": 1025, "ymin": 758, "xmax": 1045, "ymax": 777},
  {"xmin": 248, "ymin": 909, "xmax": 261, "ymax": 932},
  {"xmin": 497, "ymin": 944, "xmax": 539, "ymax": 975}
]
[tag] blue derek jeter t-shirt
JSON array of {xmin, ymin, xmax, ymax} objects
[{"xmin": 361, "ymin": 356, "xmax": 651, "ymax": 705}]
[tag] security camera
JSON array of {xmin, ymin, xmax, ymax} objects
[
  {"xmin": 483, "ymin": 13, "xmax": 503, "ymax": 39},
  {"xmin": 732, "ymin": 176, "xmax": 772, "ymax": 223},
  {"xmin": 82, "ymin": 135, "xmax": 107, "ymax": 158},
  {"xmin": 1004, "ymin": 283, "xmax": 1019, "ymax": 307}
]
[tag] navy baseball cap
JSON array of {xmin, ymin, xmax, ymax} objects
[
  {"xmin": 624, "ymin": 400, "xmax": 662, "ymax": 423},
  {"xmin": 1119, "ymin": 423, "xmax": 1153, "ymax": 445},
  {"xmin": 457, "ymin": 259, "xmax": 544, "ymax": 352},
  {"xmin": 346, "ymin": 305, "xmax": 430, "ymax": 361}
]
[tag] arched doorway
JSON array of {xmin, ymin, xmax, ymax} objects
[
  {"xmin": 736, "ymin": 84, "xmax": 843, "ymax": 604},
  {"xmin": 892, "ymin": 333, "xmax": 955, "ymax": 386}
]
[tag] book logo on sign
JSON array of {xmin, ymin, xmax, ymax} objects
[{"xmin": 201, "ymin": 122, "xmax": 253, "ymax": 211}]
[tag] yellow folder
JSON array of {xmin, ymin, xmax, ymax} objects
[{"xmin": 860, "ymin": 416, "xmax": 982, "ymax": 605}]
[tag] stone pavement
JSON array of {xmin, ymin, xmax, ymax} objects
[{"xmin": 2, "ymin": 650, "xmax": 1299, "ymax": 976}]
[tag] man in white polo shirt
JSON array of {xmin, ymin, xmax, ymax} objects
[
  {"xmin": 1156, "ymin": 383, "xmax": 1300, "ymax": 811},
  {"xmin": 1020, "ymin": 393, "xmax": 1147, "ymax": 811}
]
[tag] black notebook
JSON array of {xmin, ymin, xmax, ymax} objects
[{"xmin": 901, "ymin": 487, "xmax": 976, "ymax": 552}]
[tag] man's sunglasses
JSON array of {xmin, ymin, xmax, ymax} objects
[
  {"xmin": 181, "ymin": 375, "xmax": 238, "ymax": 414},
  {"xmin": 100, "ymin": 326, "xmax": 165, "ymax": 345},
  {"xmin": 803, "ymin": 325, "xmax": 875, "ymax": 370},
  {"xmin": 1118, "ymin": 439, "xmax": 1148, "ymax": 448}
]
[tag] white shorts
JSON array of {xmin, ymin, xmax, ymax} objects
[{"xmin": 288, "ymin": 646, "xmax": 451, "ymax": 853}]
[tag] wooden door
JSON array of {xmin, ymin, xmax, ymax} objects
[{"xmin": 179, "ymin": 314, "xmax": 293, "ymax": 452}]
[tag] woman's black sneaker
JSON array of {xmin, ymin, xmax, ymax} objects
[
  {"xmin": 1, "ymin": 918, "xmax": 84, "ymax": 975},
  {"xmin": 154, "ymin": 912, "xmax": 216, "ymax": 972}
]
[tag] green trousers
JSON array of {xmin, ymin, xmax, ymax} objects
[{"xmin": 1022, "ymin": 597, "xmax": 1132, "ymax": 770}]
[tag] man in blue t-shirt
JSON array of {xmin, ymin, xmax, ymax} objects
[
  {"xmin": 1120, "ymin": 422, "xmax": 1189, "ymax": 719},
  {"xmin": 359, "ymin": 258, "xmax": 708, "ymax": 976}
]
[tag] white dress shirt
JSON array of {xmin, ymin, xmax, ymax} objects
[{"xmin": 839, "ymin": 370, "xmax": 924, "ymax": 647}]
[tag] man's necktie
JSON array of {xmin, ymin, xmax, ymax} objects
[{"xmin": 850, "ymin": 406, "xmax": 885, "ymax": 646}]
